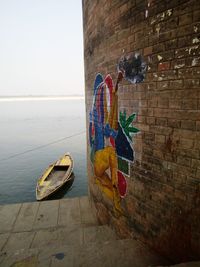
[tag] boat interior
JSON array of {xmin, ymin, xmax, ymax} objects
[{"xmin": 45, "ymin": 165, "xmax": 70, "ymax": 183}]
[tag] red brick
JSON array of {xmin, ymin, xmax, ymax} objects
[
  {"xmin": 191, "ymin": 159, "xmax": 200, "ymax": 169},
  {"xmin": 165, "ymin": 39, "xmax": 178, "ymax": 50},
  {"xmin": 153, "ymin": 43, "xmax": 165, "ymax": 53},
  {"xmin": 168, "ymin": 119, "xmax": 181, "ymax": 128},
  {"xmin": 178, "ymin": 36, "xmax": 192, "ymax": 48},
  {"xmin": 169, "ymin": 100, "xmax": 182, "ymax": 109},
  {"xmin": 169, "ymin": 80, "xmax": 183, "ymax": 89},
  {"xmin": 182, "ymin": 99, "xmax": 198, "ymax": 110},
  {"xmin": 179, "ymin": 12, "xmax": 193, "ymax": 26},
  {"xmin": 158, "ymin": 99, "xmax": 169, "ymax": 108},
  {"xmin": 177, "ymin": 155, "xmax": 191, "ymax": 167},
  {"xmin": 148, "ymin": 98, "xmax": 158, "ymax": 107},
  {"xmin": 158, "ymin": 62, "xmax": 170, "ymax": 71},
  {"xmin": 144, "ymin": 46, "xmax": 153, "ymax": 56},
  {"xmin": 172, "ymin": 59, "xmax": 186, "ymax": 70},
  {"xmin": 193, "ymin": 10, "xmax": 200, "ymax": 22},
  {"xmin": 156, "ymin": 118, "xmax": 168, "ymax": 126},
  {"xmin": 157, "ymin": 81, "xmax": 169, "ymax": 90},
  {"xmin": 181, "ymin": 120, "xmax": 196, "ymax": 130},
  {"xmin": 179, "ymin": 138, "xmax": 194, "ymax": 149},
  {"xmin": 196, "ymin": 121, "xmax": 200, "ymax": 131},
  {"xmin": 146, "ymin": 116, "xmax": 156, "ymax": 125},
  {"xmin": 155, "ymin": 134, "xmax": 166, "ymax": 143},
  {"xmin": 184, "ymin": 79, "xmax": 200, "ymax": 89}
]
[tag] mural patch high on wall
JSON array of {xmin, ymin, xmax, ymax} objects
[{"xmin": 89, "ymin": 53, "xmax": 147, "ymax": 212}]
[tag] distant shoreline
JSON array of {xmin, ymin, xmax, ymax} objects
[{"xmin": 0, "ymin": 95, "xmax": 85, "ymax": 102}]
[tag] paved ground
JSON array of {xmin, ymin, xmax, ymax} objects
[
  {"xmin": 0, "ymin": 196, "xmax": 98, "ymax": 266},
  {"xmin": 0, "ymin": 196, "xmax": 96, "ymax": 235},
  {"xmin": 0, "ymin": 196, "xmax": 199, "ymax": 267}
]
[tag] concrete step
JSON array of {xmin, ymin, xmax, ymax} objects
[
  {"xmin": 0, "ymin": 196, "xmax": 171, "ymax": 267},
  {"xmin": 1, "ymin": 225, "xmax": 117, "ymax": 252},
  {"xmin": 0, "ymin": 196, "xmax": 98, "ymax": 236},
  {"xmin": 0, "ymin": 239, "xmax": 169, "ymax": 267}
]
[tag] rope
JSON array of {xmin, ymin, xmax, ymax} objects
[{"xmin": 0, "ymin": 131, "xmax": 86, "ymax": 162}]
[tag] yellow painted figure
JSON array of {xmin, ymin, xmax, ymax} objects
[{"xmin": 89, "ymin": 73, "xmax": 123, "ymax": 212}]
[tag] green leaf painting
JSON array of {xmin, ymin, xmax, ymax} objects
[
  {"xmin": 119, "ymin": 111, "xmax": 139, "ymax": 141},
  {"xmin": 125, "ymin": 113, "xmax": 136, "ymax": 127},
  {"xmin": 128, "ymin": 126, "xmax": 140, "ymax": 133}
]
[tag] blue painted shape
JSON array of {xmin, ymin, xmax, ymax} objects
[
  {"xmin": 89, "ymin": 73, "xmax": 104, "ymax": 153},
  {"xmin": 104, "ymin": 123, "xmax": 117, "ymax": 139},
  {"xmin": 54, "ymin": 253, "xmax": 65, "ymax": 260},
  {"xmin": 94, "ymin": 73, "xmax": 103, "ymax": 95},
  {"xmin": 115, "ymin": 123, "xmax": 134, "ymax": 161},
  {"xmin": 94, "ymin": 121, "xmax": 104, "ymax": 151}
]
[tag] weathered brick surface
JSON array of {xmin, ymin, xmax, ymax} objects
[{"xmin": 83, "ymin": 0, "xmax": 200, "ymax": 262}]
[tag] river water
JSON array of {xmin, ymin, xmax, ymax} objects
[{"xmin": 0, "ymin": 97, "xmax": 87, "ymax": 204}]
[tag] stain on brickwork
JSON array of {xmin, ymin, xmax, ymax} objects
[{"xmin": 83, "ymin": 0, "xmax": 200, "ymax": 262}]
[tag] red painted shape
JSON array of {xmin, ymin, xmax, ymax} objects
[
  {"xmin": 92, "ymin": 124, "xmax": 95, "ymax": 136},
  {"xmin": 96, "ymin": 84, "xmax": 103, "ymax": 123},
  {"xmin": 110, "ymin": 137, "xmax": 115, "ymax": 147},
  {"xmin": 104, "ymin": 74, "xmax": 116, "ymax": 147},
  {"xmin": 104, "ymin": 74, "xmax": 113, "ymax": 105},
  {"xmin": 117, "ymin": 171, "xmax": 127, "ymax": 198},
  {"xmin": 158, "ymin": 62, "xmax": 170, "ymax": 71}
]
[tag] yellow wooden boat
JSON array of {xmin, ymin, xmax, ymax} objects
[{"xmin": 36, "ymin": 154, "xmax": 74, "ymax": 201}]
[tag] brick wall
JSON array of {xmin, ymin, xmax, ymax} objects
[{"xmin": 83, "ymin": 0, "xmax": 200, "ymax": 262}]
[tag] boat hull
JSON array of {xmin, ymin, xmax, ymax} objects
[{"xmin": 36, "ymin": 154, "xmax": 74, "ymax": 201}]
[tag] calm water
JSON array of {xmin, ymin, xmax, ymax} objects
[{"xmin": 0, "ymin": 97, "xmax": 87, "ymax": 204}]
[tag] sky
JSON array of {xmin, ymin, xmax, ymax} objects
[{"xmin": 0, "ymin": 0, "xmax": 84, "ymax": 96}]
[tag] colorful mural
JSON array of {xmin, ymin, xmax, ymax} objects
[{"xmin": 89, "ymin": 53, "xmax": 146, "ymax": 212}]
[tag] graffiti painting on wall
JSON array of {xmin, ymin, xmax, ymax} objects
[{"xmin": 89, "ymin": 53, "xmax": 147, "ymax": 212}]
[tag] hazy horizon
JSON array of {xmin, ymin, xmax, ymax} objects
[
  {"xmin": 0, "ymin": 94, "xmax": 85, "ymax": 102},
  {"xmin": 0, "ymin": 93, "xmax": 85, "ymax": 97},
  {"xmin": 0, "ymin": 1, "xmax": 84, "ymax": 96}
]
